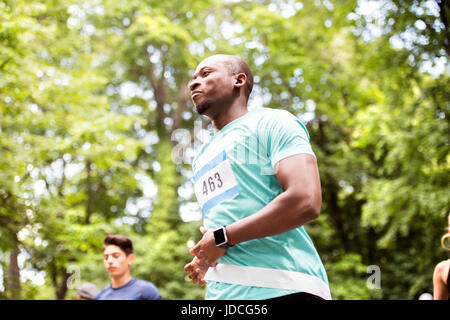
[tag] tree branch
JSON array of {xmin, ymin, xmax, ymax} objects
[
  {"xmin": 170, "ymin": 79, "xmax": 190, "ymax": 136},
  {"xmin": 436, "ymin": 0, "xmax": 450, "ymax": 56}
]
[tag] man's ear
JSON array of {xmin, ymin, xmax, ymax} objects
[
  {"xmin": 233, "ymin": 73, "xmax": 247, "ymax": 88},
  {"xmin": 127, "ymin": 253, "xmax": 134, "ymax": 266}
]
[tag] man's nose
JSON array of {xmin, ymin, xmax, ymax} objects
[{"xmin": 189, "ymin": 78, "xmax": 200, "ymax": 92}]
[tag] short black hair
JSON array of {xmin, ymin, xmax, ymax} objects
[
  {"xmin": 223, "ymin": 56, "xmax": 254, "ymax": 100},
  {"xmin": 103, "ymin": 234, "xmax": 133, "ymax": 256},
  {"xmin": 207, "ymin": 54, "xmax": 254, "ymax": 100}
]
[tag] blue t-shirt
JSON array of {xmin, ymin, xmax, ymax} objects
[{"xmin": 96, "ymin": 278, "xmax": 161, "ymax": 300}]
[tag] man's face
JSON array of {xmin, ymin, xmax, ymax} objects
[
  {"xmin": 103, "ymin": 245, "xmax": 133, "ymax": 278},
  {"xmin": 189, "ymin": 56, "xmax": 235, "ymax": 117}
]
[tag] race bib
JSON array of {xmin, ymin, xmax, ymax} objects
[{"xmin": 193, "ymin": 150, "xmax": 239, "ymax": 217}]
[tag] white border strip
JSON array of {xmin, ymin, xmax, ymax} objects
[{"xmin": 204, "ymin": 263, "xmax": 332, "ymax": 300}]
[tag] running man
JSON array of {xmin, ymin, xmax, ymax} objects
[
  {"xmin": 184, "ymin": 54, "xmax": 331, "ymax": 300},
  {"xmin": 96, "ymin": 234, "xmax": 161, "ymax": 300}
]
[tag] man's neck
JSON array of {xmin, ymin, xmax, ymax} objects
[
  {"xmin": 111, "ymin": 272, "xmax": 133, "ymax": 289},
  {"xmin": 211, "ymin": 101, "xmax": 248, "ymax": 133}
]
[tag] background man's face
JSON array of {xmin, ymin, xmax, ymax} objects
[{"xmin": 103, "ymin": 244, "xmax": 133, "ymax": 278}]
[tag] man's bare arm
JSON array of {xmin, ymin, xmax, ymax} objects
[{"xmin": 225, "ymin": 153, "xmax": 322, "ymax": 245}]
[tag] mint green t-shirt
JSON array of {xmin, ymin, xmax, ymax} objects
[{"xmin": 192, "ymin": 107, "xmax": 329, "ymax": 300}]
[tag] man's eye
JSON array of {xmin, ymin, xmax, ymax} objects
[{"xmin": 202, "ymin": 71, "xmax": 210, "ymax": 76}]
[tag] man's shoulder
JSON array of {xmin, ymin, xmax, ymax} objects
[
  {"xmin": 252, "ymin": 106, "xmax": 293, "ymax": 115},
  {"xmin": 434, "ymin": 260, "xmax": 450, "ymax": 276},
  {"xmin": 133, "ymin": 278, "xmax": 161, "ymax": 298},
  {"xmin": 134, "ymin": 278, "xmax": 157, "ymax": 288},
  {"xmin": 250, "ymin": 107, "xmax": 297, "ymax": 123},
  {"xmin": 95, "ymin": 284, "xmax": 112, "ymax": 299}
]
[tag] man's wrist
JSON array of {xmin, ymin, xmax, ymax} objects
[
  {"xmin": 224, "ymin": 226, "xmax": 235, "ymax": 246},
  {"xmin": 213, "ymin": 226, "xmax": 234, "ymax": 249}
]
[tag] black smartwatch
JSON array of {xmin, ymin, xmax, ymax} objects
[{"xmin": 213, "ymin": 226, "xmax": 233, "ymax": 249}]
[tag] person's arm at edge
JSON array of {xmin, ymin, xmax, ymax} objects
[{"xmin": 433, "ymin": 260, "xmax": 449, "ymax": 300}]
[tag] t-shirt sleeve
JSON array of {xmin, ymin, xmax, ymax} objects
[
  {"xmin": 264, "ymin": 110, "xmax": 316, "ymax": 168},
  {"xmin": 141, "ymin": 282, "xmax": 162, "ymax": 300}
]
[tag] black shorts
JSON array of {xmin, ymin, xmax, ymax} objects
[{"xmin": 267, "ymin": 292, "xmax": 325, "ymax": 301}]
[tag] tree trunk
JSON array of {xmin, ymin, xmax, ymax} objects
[
  {"xmin": 7, "ymin": 247, "xmax": 21, "ymax": 300},
  {"xmin": 56, "ymin": 268, "xmax": 70, "ymax": 300},
  {"xmin": 50, "ymin": 261, "xmax": 70, "ymax": 300},
  {"xmin": 85, "ymin": 160, "xmax": 93, "ymax": 224},
  {"xmin": 326, "ymin": 176, "xmax": 351, "ymax": 252},
  {"xmin": 437, "ymin": 0, "xmax": 450, "ymax": 57}
]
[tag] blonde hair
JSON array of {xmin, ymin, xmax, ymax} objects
[{"xmin": 441, "ymin": 214, "xmax": 450, "ymax": 251}]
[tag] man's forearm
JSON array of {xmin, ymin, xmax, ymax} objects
[{"xmin": 225, "ymin": 189, "xmax": 320, "ymax": 246}]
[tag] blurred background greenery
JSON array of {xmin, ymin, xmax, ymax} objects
[{"xmin": 0, "ymin": 0, "xmax": 448, "ymax": 300}]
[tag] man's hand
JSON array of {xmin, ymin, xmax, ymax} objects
[
  {"xmin": 190, "ymin": 226, "xmax": 227, "ymax": 267},
  {"xmin": 184, "ymin": 226, "xmax": 227, "ymax": 286},
  {"xmin": 184, "ymin": 256, "xmax": 209, "ymax": 286}
]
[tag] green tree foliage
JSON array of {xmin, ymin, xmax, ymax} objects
[{"xmin": 0, "ymin": 0, "xmax": 448, "ymax": 300}]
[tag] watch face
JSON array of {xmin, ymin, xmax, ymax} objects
[{"xmin": 214, "ymin": 228, "xmax": 226, "ymax": 245}]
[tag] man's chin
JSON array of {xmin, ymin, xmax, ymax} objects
[
  {"xmin": 108, "ymin": 269, "xmax": 120, "ymax": 277},
  {"xmin": 195, "ymin": 101, "xmax": 210, "ymax": 116}
]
